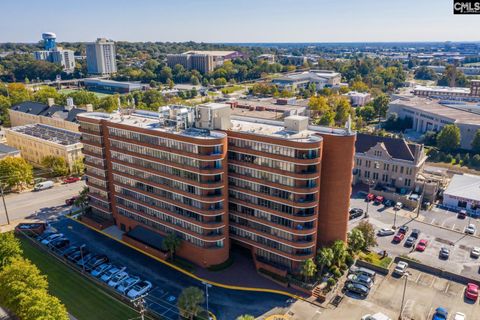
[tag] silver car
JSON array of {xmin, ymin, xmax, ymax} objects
[
  {"xmin": 100, "ymin": 265, "xmax": 125, "ymax": 282},
  {"xmin": 116, "ymin": 276, "xmax": 140, "ymax": 294},
  {"xmin": 108, "ymin": 271, "xmax": 129, "ymax": 288}
]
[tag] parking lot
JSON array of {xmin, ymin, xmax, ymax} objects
[
  {"xmin": 319, "ymin": 265, "xmax": 480, "ymax": 320},
  {"xmin": 42, "ymin": 217, "xmax": 291, "ymax": 320}
]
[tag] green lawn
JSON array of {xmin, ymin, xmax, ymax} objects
[{"xmin": 19, "ymin": 237, "xmax": 139, "ymax": 320}]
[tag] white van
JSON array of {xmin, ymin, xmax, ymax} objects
[{"xmin": 34, "ymin": 180, "xmax": 54, "ymax": 191}]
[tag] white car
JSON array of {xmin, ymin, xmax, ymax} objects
[
  {"xmin": 127, "ymin": 281, "xmax": 153, "ymax": 299},
  {"xmin": 377, "ymin": 228, "xmax": 395, "ymax": 236},
  {"xmin": 91, "ymin": 263, "xmax": 112, "ymax": 277},
  {"xmin": 471, "ymin": 247, "xmax": 480, "ymax": 258},
  {"xmin": 465, "ymin": 224, "xmax": 476, "ymax": 235},
  {"xmin": 394, "ymin": 202, "xmax": 403, "ymax": 210},
  {"xmin": 108, "ymin": 271, "xmax": 129, "ymax": 288},
  {"xmin": 454, "ymin": 312, "xmax": 466, "ymax": 320},
  {"xmin": 116, "ymin": 276, "xmax": 140, "ymax": 294},
  {"xmin": 100, "ymin": 265, "xmax": 125, "ymax": 282},
  {"xmin": 362, "ymin": 313, "xmax": 392, "ymax": 320},
  {"xmin": 40, "ymin": 233, "xmax": 64, "ymax": 245},
  {"xmin": 393, "ymin": 261, "xmax": 408, "ymax": 276}
]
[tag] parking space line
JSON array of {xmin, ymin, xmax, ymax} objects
[
  {"xmin": 444, "ymin": 282, "xmax": 450, "ymax": 294},
  {"xmin": 426, "ymin": 307, "xmax": 434, "ymax": 319},
  {"xmin": 430, "ymin": 277, "xmax": 435, "ymax": 288},
  {"xmin": 431, "ymin": 218, "xmax": 435, "ymax": 225},
  {"xmin": 452, "ymin": 224, "xmax": 455, "ymax": 230},
  {"xmin": 415, "ymin": 273, "xmax": 421, "ymax": 283}
]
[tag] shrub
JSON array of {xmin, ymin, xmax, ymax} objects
[
  {"xmin": 326, "ymin": 278, "xmax": 336, "ymax": 288},
  {"xmin": 340, "ymin": 263, "xmax": 348, "ymax": 271},
  {"xmin": 345, "ymin": 254, "xmax": 354, "ymax": 267},
  {"xmin": 330, "ymin": 266, "xmax": 342, "ymax": 279}
]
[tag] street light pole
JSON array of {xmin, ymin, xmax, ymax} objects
[
  {"xmin": 399, "ymin": 272, "xmax": 410, "ymax": 320},
  {"xmin": 79, "ymin": 244, "xmax": 86, "ymax": 273},
  {"xmin": 202, "ymin": 281, "xmax": 212, "ymax": 319},
  {"xmin": 0, "ymin": 186, "xmax": 10, "ymax": 225},
  {"xmin": 393, "ymin": 207, "xmax": 398, "ymax": 229},
  {"xmin": 365, "ymin": 179, "xmax": 375, "ymax": 219}
]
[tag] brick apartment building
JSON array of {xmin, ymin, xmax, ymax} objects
[{"xmin": 77, "ymin": 103, "xmax": 355, "ymax": 275}]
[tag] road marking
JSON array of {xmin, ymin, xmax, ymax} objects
[
  {"xmin": 441, "ymin": 221, "xmax": 447, "ymax": 227},
  {"xmin": 426, "ymin": 307, "xmax": 434, "ymax": 320},
  {"xmin": 452, "ymin": 224, "xmax": 455, "ymax": 230},
  {"xmin": 444, "ymin": 282, "xmax": 450, "ymax": 294},
  {"xmin": 415, "ymin": 273, "xmax": 422, "ymax": 283},
  {"xmin": 431, "ymin": 218, "xmax": 435, "ymax": 225}
]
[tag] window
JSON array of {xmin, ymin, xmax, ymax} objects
[{"xmin": 373, "ymin": 172, "xmax": 378, "ymax": 180}]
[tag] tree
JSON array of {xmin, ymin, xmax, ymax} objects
[
  {"xmin": 190, "ymin": 75, "xmax": 200, "ymax": 85},
  {"xmin": 316, "ymin": 247, "xmax": 334, "ymax": 276},
  {"xmin": 0, "ymin": 95, "xmax": 11, "ymax": 126},
  {"xmin": 41, "ymin": 155, "xmax": 69, "ymax": 177},
  {"xmin": 0, "ymin": 232, "xmax": 22, "ymax": 268},
  {"xmin": 330, "ymin": 240, "xmax": 347, "ymax": 267},
  {"xmin": 162, "ymin": 232, "xmax": 182, "ymax": 260},
  {"xmin": 357, "ymin": 105, "xmax": 376, "ymax": 122},
  {"xmin": 98, "ymin": 95, "xmax": 119, "ymax": 112},
  {"xmin": 71, "ymin": 156, "xmax": 85, "ymax": 177},
  {"xmin": 347, "ymin": 228, "xmax": 366, "ymax": 253},
  {"xmin": 236, "ymin": 315, "xmax": 255, "ymax": 320},
  {"xmin": 74, "ymin": 186, "xmax": 89, "ymax": 212},
  {"xmin": 472, "ymin": 129, "xmax": 480, "ymax": 153},
  {"xmin": 214, "ymin": 78, "xmax": 227, "ymax": 86},
  {"xmin": 372, "ymin": 94, "xmax": 390, "ymax": 120},
  {"xmin": 33, "ymin": 86, "xmax": 65, "ymax": 105},
  {"xmin": 177, "ymin": 286, "xmax": 204, "ymax": 320},
  {"xmin": 355, "ymin": 221, "xmax": 377, "ymax": 249},
  {"xmin": 7, "ymin": 83, "xmax": 30, "ymax": 105},
  {"xmin": 414, "ymin": 66, "xmax": 438, "ymax": 81},
  {"xmin": 17, "ymin": 288, "xmax": 69, "ymax": 320},
  {"xmin": 0, "ymin": 156, "xmax": 34, "ymax": 190},
  {"xmin": 69, "ymin": 90, "xmax": 99, "ymax": 106},
  {"xmin": 300, "ymin": 258, "xmax": 317, "ymax": 282},
  {"xmin": 159, "ymin": 66, "xmax": 173, "ymax": 83},
  {"xmin": 437, "ymin": 124, "xmax": 460, "ymax": 152}
]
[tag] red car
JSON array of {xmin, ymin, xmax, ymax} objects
[
  {"xmin": 416, "ymin": 239, "xmax": 428, "ymax": 252},
  {"xmin": 374, "ymin": 195, "xmax": 384, "ymax": 204},
  {"xmin": 393, "ymin": 233, "xmax": 405, "ymax": 243},
  {"xmin": 465, "ymin": 283, "xmax": 479, "ymax": 301},
  {"xmin": 63, "ymin": 177, "xmax": 80, "ymax": 184},
  {"xmin": 366, "ymin": 193, "xmax": 375, "ymax": 202}
]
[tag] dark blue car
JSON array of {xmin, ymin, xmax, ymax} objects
[{"xmin": 432, "ymin": 307, "xmax": 448, "ymax": 320}]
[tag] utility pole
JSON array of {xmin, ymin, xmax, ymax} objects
[
  {"xmin": 399, "ymin": 271, "xmax": 411, "ymax": 320},
  {"xmin": 202, "ymin": 281, "xmax": 212, "ymax": 320},
  {"xmin": 132, "ymin": 296, "xmax": 146, "ymax": 320},
  {"xmin": 417, "ymin": 180, "xmax": 426, "ymax": 218},
  {"xmin": 79, "ymin": 244, "xmax": 86, "ymax": 273},
  {"xmin": 0, "ymin": 186, "xmax": 10, "ymax": 225}
]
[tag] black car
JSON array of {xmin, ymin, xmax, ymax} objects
[
  {"xmin": 398, "ymin": 225, "xmax": 409, "ymax": 234},
  {"xmin": 85, "ymin": 255, "xmax": 109, "ymax": 271},
  {"xmin": 36, "ymin": 231, "xmax": 55, "ymax": 242},
  {"xmin": 439, "ymin": 247, "xmax": 450, "ymax": 259},
  {"xmin": 404, "ymin": 236, "xmax": 416, "ymax": 247},
  {"xmin": 344, "ymin": 282, "xmax": 369, "ymax": 297},
  {"xmin": 77, "ymin": 253, "xmax": 95, "ymax": 267},
  {"xmin": 62, "ymin": 246, "xmax": 80, "ymax": 257},
  {"xmin": 349, "ymin": 208, "xmax": 364, "ymax": 219},
  {"xmin": 410, "ymin": 229, "xmax": 421, "ymax": 239},
  {"xmin": 48, "ymin": 238, "xmax": 70, "ymax": 251},
  {"xmin": 68, "ymin": 249, "xmax": 90, "ymax": 263}
]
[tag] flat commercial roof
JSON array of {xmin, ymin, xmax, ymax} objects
[
  {"xmin": 391, "ymin": 96, "xmax": 480, "ymax": 125},
  {"xmin": 414, "ymin": 85, "xmax": 471, "ymax": 94},
  {"xmin": 444, "ymin": 174, "xmax": 480, "ymax": 203},
  {"xmin": 183, "ymin": 50, "xmax": 237, "ymax": 57},
  {"xmin": 8, "ymin": 124, "xmax": 81, "ymax": 146}
]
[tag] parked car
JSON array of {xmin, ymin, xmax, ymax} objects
[
  {"xmin": 349, "ymin": 266, "xmax": 376, "ymax": 281},
  {"xmin": 439, "ymin": 247, "xmax": 450, "ymax": 259},
  {"xmin": 464, "ymin": 283, "xmax": 479, "ymax": 301},
  {"xmin": 453, "ymin": 312, "xmax": 466, "ymax": 320},
  {"xmin": 349, "ymin": 208, "xmax": 364, "ymax": 219},
  {"xmin": 416, "ymin": 239, "xmax": 428, "ymax": 252},
  {"xmin": 108, "ymin": 271, "xmax": 129, "ymax": 288},
  {"xmin": 393, "ymin": 261, "xmax": 408, "ymax": 276},
  {"xmin": 85, "ymin": 255, "xmax": 109, "ymax": 271},
  {"xmin": 471, "ymin": 247, "xmax": 480, "ymax": 258},
  {"xmin": 41, "ymin": 233, "xmax": 64, "ymax": 245},
  {"xmin": 374, "ymin": 196, "xmax": 384, "ymax": 205},
  {"xmin": 465, "ymin": 224, "xmax": 476, "ymax": 235},
  {"xmin": 404, "ymin": 236, "xmax": 416, "ymax": 247},
  {"xmin": 377, "ymin": 228, "xmax": 395, "ymax": 236},
  {"xmin": 393, "ymin": 233, "xmax": 405, "ymax": 243},
  {"xmin": 366, "ymin": 193, "xmax": 375, "ymax": 202},
  {"xmin": 48, "ymin": 238, "xmax": 70, "ymax": 250},
  {"xmin": 384, "ymin": 200, "xmax": 394, "ymax": 207},
  {"xmin": 347, "ymin": 273, "xmax": 373, "ymax": 288},
  {"xmin": 116, "ymin": 276, "xmax": 141, "ymax": 294},
  {"xmin": 101, "ymin": 265, "xmax": 126, "ymax": 283},
  {"xmin": 127, "ymin": 281, "xmax": 153, "ymax": 299},
  {"xmin": 36, "ymin": 231, "xmax": 56, "ymax": 242},
  {"xmin": 398, "ymin": 225, "xmax": 409, "ymax": 234},
  {"xmin": 62, "ymin": 246, "xmax": 80, "ymax": 257},
  {"xmin": 344, "ymin": 282, "xmax": 369, "ymax": 297},
  {"xmin": 34, "ymin": 180, "xmax": 54, "ymax": 191},
  {"xmin": 63, "ymin": 177, "xmax": 80, "ymax": 184},
  {"xmin": 65, "ymin": 196, "xmax": 78, "ymax": 206},
  {"xmin": 361, "ymin": 313, "xmax": 392, "ymax": 320},
  {"xmin": 394, "ymin": 202, "xmax": 403, "ymax": 210},
  {"xmin": 432, "ymin": 307, "xmax": 448, "ymax": 320},
  {"xmin": 91, "ymin": 263, "xmax": 112, "ymax": 277},
  {"xmin": 77, "ymin": 253, "xmax": 95, "ymax": 267},
  {"xmin": 410, "ymin": 229, "xmax": 421, "ymax": 239},
  {"xmin": 458, "ymin": 210, "xmax": 467, "ymax": 219}
]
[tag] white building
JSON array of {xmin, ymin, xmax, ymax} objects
[
  {"xmin": 443, "ymin": 174, "xmax": 480, "ymax": 215},
  {"xmin": 33, "ymin": 47, "xmax": 75, "ymax": 73},
  {"xmin": 343, "ymin": 91, "xmax": 372, "ymax": 107},
  {"xmin": 86, "ymin": 38, "xmax": 117, "ymax": 75},
  {"xmin": 272, "ymin": 70, "xmax": 341, "ymax": 91}
]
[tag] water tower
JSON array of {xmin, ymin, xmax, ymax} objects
[{"xmin": 42, "ymin": 32, "xmax": 57, "ymax": 50}]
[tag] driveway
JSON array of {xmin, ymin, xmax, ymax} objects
[{"xmin": 48, "ymin": 218, "xmax": 291, "ymax": 320}]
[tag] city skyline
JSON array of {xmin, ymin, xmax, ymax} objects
[{"xmin": 2, "ymin": 0, "xmax": 480, "ymax": 43}]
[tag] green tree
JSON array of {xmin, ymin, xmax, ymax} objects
[
  {"xmin": 0, "ymin": 95, "xmax": 11, "ymax": 126},
  {"xmin": 190, "ymin": 75, "xmax": 200, "ymax": 85},
  {"xmin": 316, "ymin": 247, "xmax": 334, "ymax": 276},
  {"xmin": 17, "ymin": 288, "xmax": 69, "ymax": 320},
  {"xmin": 436, "ymin": 124, "xmax": 460, "ymax": 152},
  {"xmin": 372, "ymin": 94, "xmax": 390, "ymax": 120},
  {"xmin": 347, "ymin": 228, "xmax": 365, "ymax": 253},
  {"xmin": 71, "ymin": 156, "xmax": 85, "ymax": 177},
  {"xmin": 0, "ymin": 232, "xmax": 22, "ymax": 268},
  {"xmin": 331, "ymin": 240, "xmax": 347, "ymax": 267},
  {"xmin": 0, "ymin": 156, "xmax": 34, "ymax": 190},
  {"xmin": 74, "ymin": 186, "xmax": 89, "ymax": 212},
  {"xmin": 69, "ymin": 90, "xmax": 99, "ymax": 107},
  {"xmin": 214, "ymin": 78, "xmax": 227, "ymax": 86},
  {"xmin": 355, "ymin": 221, "xmax": 377, "ymax": 249},
  {"xmin": 33, "ymin": 86, "xmax": 65, "ymax": 105},
  {"xmin": 300, "ymin": 258, "xmax": 317, "ymax": 282},
  {"xmin": 472, "ymin": 129, "xmax": 480, "ymax": 153},
  {"xmin": 7, "ymin": 83, "xmax": 30, "ymax": 105},
  {"xmin": 159, "ymin": 66, "xmax": 173, "ymax": 83},
  {"xmin": 41, "ymin": 155, "xmax": 69, "ymax": 177},
  {"xmin": 98, "ymin": 95, "xmax": 119, "ymax": 112},
  {"xmin": 236, "ymin": 315, "xmax": 255, "ymax": 320},
  {"xmin": 357, "ymin": 105, "xmax": 376, "ymax": 122},
  {"xmin": 177, "ymin": 286, "xmax": 205, "ymax": 320},
  {"xmin": 316, "ymin": 111, "xmax": 335, "ymax": 126},
  {"xmin": 162, "ymin": 232, "xmax": 182, "ymax": 260}
]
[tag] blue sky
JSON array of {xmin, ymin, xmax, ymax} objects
[{"xmin": 1, "ymin": 0, "xmax": 479, "ymax": 43}]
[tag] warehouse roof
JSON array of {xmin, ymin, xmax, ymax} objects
[{"xmin": 444, "ymin": 174, "xmax": 480, "ymax": 202}]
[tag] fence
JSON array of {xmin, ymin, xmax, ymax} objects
[{"xmin": 355, "ymin": 259, "xmax": 390, "ymax": 276}]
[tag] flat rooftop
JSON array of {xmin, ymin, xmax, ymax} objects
[
  {"xmin": 414, "ymin": 85, "xmax": 471, "ymax": 94},
  {"xmin": 391, "ymin": 96, "xmax": 480, "ymax": 125},
  {"xmin": 9, "ymin": 124, "xmax": 81, "ymax": 146},
  {"xmin": 183, "ymin": 50, "xmax": 237, "ymax": 57}
]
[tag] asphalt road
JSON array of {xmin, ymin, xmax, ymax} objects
[
  {"xmin": 48, "ymin": 218, "xmax": 291, "ymax": 320},
  {"xmin": 0, "ymin": 182, "xmax": 84, "ymax": 225}
]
